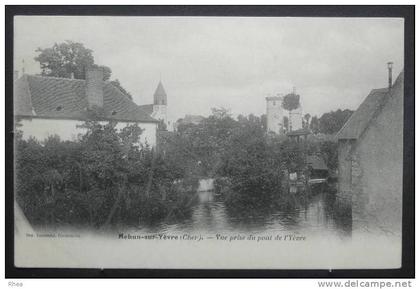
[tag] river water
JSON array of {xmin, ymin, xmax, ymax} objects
[
  {"xmin": 16, "ymin": 179, "xmax": 402, "ymax": 269},
  {"xmin": 138, "ymin": 179, "xmax": 352, "ymax": 239}
]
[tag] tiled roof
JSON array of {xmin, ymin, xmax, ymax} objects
[
  {"xmin": 14, "ymin": 75, "xmax": 158, "ymax": 123},
  {"xmin": 138, "ymin": 104, "xmax": 154, "ymax": 115},
  {"xmin": 336, "ymin": 71, "xmax": 403, "ymax": 140}
]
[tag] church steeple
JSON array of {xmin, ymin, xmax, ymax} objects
[{"xmin": 153, "ymin": 81, "xmax": 167, "ymax": 105}]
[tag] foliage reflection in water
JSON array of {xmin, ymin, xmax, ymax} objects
[{"xmin": 137, "ymin": 179, "xmax": 352, "ymax": 238}]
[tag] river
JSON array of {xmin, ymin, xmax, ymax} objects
[
  {"xmin": 137, "ymin": 179, "xmax": 352, "ymax": 238},
  {"xmin": 16, "ymin": 179, "xmax": 402, "ymax": 269}
]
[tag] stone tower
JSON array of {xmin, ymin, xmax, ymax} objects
[
  {"xmin": 266, "ymin": 95, "xmax": 284, "ymax": 134},
  {"xmin": 289, "ymin": 104, "xmax": 303, "ymax": 131},
  {"xmin": 151, "ymin": 81, "xmax": 168, "ymax": 129}
]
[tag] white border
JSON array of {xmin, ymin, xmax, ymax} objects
[{"xmin": 1, "ymin": 1, "xmax": 417, "ymax": 288}]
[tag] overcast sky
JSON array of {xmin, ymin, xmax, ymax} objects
[{"xmin": 14, "ymin": 16, "xmax": 404, "ymax": 122}]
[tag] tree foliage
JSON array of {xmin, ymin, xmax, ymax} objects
[
  {"xmin": 15, "ymin": 121, "xmax": 193, "ymax": 229},
  {"xmin": 310, "ymin": 115, "xmax": 320, "ymax": 133},
  {"xmin": 110, "ymin": 79, "xmax": 133, "ymax": 100},
  {"xmin": 15, "ymin": 106, "xmax": 341, "ymax": 230},
  {"xmin": 282, "ymin": 93, "xmax": 300, "ymax": 111},
  {"xmin": 34, "ymin": 41, "xmax": 133, "ymax": 99},
  {"xmin": 318, "ymin": 109, "xmax": 353, "ymax": 134},
  {"xmin": 35, "ymin": 41, "xmax": 110, "ymax": 80}
]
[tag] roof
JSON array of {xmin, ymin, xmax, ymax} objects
[
  {"xmin": 138, "ymin": 104, "xmax": 154, "ymax": 115},
  {"xmin": 14, "ymin": 75, "xmax": 158, "ymax": 123},
  {"xmin": 178, "ymin": 114, "xmax": 205, "ymax": 125},
  {"xmin": 287, "ymin": 128, "xmax": 311, "ymax": 136},
  {"xmin": 336, "ymin": 87, "xmax": 388, "ymax": 139},
  {"xmin": 153, "ymin": 81, "xmax": 167, "ymax": 105},
  {"xmin": 336, "ymin": 71, "xmax": 404, "ymax": 140},
  {"xmin": 307, "ymin": 155, "xmax": 328, "ymax": 171}
]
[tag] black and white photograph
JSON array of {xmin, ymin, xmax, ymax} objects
[{"xmin": 7, "ymin": 7, "xmax": 413, "ymax": 275}]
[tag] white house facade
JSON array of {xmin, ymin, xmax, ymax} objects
[{"xmin": 14, "ymin": 68, "xmax": 159, "ymax": 146}]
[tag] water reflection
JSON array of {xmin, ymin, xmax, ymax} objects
[{"xmin": 139, "ymin": 179, "xmax": 352, "ymax": 238}]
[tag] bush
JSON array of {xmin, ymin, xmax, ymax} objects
[{"xmin": 15, "ymin": 121, "xmax": 192, "ymax": 230}]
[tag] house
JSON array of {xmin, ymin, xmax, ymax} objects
[
  {"xmin": 307, "ymin": 155, "xmax": 329, "ymax": 179},
  {"xmin": 14, "ymin": 68, "xmax": 159, "ymax": 146},
  {"xmin": 336, "ymin": 68, "xmax": 403, "ymax": 234},
  {"xmin": 286, "ymin": 128, "xmax": 311, "ymax": 143},
  {"xmin": 174, "ymin": 114, "xmax": 205, "ymax": 131}
]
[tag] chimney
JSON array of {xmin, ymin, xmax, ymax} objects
[
  {"xmin": 13, "ymin": 70, "xmax": 19, "ymax": 82},
  {"xmin": 85, "ymin": 67, "xmax": 104, "ymax": 109},
  {"xmin": 387, "ymin": 62, "xmax": 393, "ymax": 90}
]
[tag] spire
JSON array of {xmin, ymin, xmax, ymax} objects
[{"xmin": 153, "ymin": 81, "xmax": 167, "ymax": 105}]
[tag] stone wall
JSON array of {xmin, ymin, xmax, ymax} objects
[
  {"xmin": 266, "ymin": 97, "xmax": 284, "ymax": 134},
  {"xmin": 337, "ymin": 139, "xmax": 354, "ymax": 202}
]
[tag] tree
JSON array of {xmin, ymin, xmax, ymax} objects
[
  {"xmin": 282, "ymin": 93, "xmax": 300, "ymax": 131},
  {"xmin": 310, "ymin": 116, "xmax": 320, "ymax": 134},
  {"xmin": 304, "ymin": 113, "xmax": 311, "ymax": 129},
  {"xmin": 110, "ymin": 79, "xmax": 133, "ymax": 100},
  {"xmin": 260, "ymin": 114, "xmax": 267, "ymax": 131},
  {"xmin": 157, "ymin": 119, "xmax": 167, "ymax": 131},
  {"xmin": 211, "ymin": 107, "xmax": 232, "ymax": 119},
  {"xmin": 283, "ymin": 116, "xmax": 289, "ymax": 133},
  {"xmin": 35, "ymin": 41, "xmax": 112, "ymax": 80},
  {"xmin": 318, "ymin": 109, "xmax": 353, "ymax": 134},
  {"xmin": 35, "ymin": 41, "xmax": 134, "ymax": 99}
]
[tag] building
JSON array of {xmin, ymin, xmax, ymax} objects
[
  {"xmin": 307, "ymin": 155, "xmax": 329, "ymax": 179},
  {"xmin": 174, "ymin": 114, "xmax": 205, "ymax": 131},
  {"xmin": 289, "ymin": 104, "xmax": 303, "ymax": 131},
  {"xmin": 283, "ymin": 91, "xmax": 303, "ymax": 132},
  {"xmin": 139, "ymin": 81, "xmax": 171, "ymax": 130},
  {"xmin": 336, "ymin": 67, "xmax": 403, "ymax": 234},
  {"xmin": 266, "ymin": 91, "xmax": 303, "ymax": 135},
  {"xmin": 14, "ymin": 68, "xmax": 159, "ymax": 146},
  {"xmin": 265, "ymin": 95, "xmax": 284, "ymax": 134},
  {"xmin": 286, "ymin": 128, "xmax": 311, "ymax": 143}
]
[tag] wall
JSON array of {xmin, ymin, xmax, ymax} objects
[
  {"xmin": 152, "ymin": 105, "xmax": 171, "ymax": 130},
  {"xmin": 17, "ymin": 118, "xmax": 158, "ymax": 147},
  {"xmin": 266, "ymin": 99, "xmax": 284, "ymax": 134},
  {"xmin": 353, "ymin": 87, "xmax": 403, "ymax": 235},
  {"xmin": 289, "ymin": 106, "xmax": 303, "ymax": 131},
  {"xmin": 337, "ymin": 139, "xmax": 354, "ymax": 200}
]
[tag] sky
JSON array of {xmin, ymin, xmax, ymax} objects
[{"xmin": 14, "ymin": 16, "xmax": 404, "ymax": 122}]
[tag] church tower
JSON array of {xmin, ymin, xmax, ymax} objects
[
  {"xmin": 151, "ymin": 81, "xmax": 168, "ymax": 130},
  {"xmin": 266, "ymin": 95, "xmax": 284, "ymax": 134}
]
